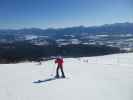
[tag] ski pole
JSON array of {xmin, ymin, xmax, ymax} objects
[{"xmin": 50, "ymin": 61, "xmax": 55, "ymax": 76}]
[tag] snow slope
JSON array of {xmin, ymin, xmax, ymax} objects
[{"xmin": 0, "ymin": 53, "xmax": 133, "ymax": 100}]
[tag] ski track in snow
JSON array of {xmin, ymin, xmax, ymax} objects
[{"xmin": 0, "ymin": 53, "xmax": 133, "ymax": 100}]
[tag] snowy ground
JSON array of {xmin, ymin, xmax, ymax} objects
[{"xmin": 0, "ymin": 53, "xmax": 133, "ymax": 100}]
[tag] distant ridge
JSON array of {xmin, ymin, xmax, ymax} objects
[
  {"xmin": 0, "ymin": 22, "xmax": 133, "ymax": 30},
  {"xmin": 0, "ymin": 22, "xmax": 133, "ymax": 37}
]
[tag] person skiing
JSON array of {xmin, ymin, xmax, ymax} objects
[{"xmin": 55, "ymin": 56, "xmax": 65, "ymax": 78}]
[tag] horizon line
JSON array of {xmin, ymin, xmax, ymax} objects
[{"xmin": 0, "ymin": 21, "xmax": 133, "ymax": 30}]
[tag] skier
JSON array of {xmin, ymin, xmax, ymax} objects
[{"xmin": 55, "ymin": 56, "xmax": 65, "ymax": 78}]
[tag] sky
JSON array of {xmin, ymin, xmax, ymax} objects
[{"xmin": 0, "ymin": 0, "xmax": 133, "ymax": 29}]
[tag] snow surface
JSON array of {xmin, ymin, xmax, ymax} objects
[{"xmin": 0, "ymin": 53, "xmax": 133, "ymax": 100}]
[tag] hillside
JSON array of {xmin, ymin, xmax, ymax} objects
[
  {"xmin": 0, "ymin": 22, "xmax": 133, "ymax": 52},
  {"xmin": 0, "ymin": 53, "xmax": 133, "ymax": 100}
]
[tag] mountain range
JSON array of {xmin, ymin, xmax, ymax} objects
[{"xmin": 0, "ymin": 22, "xmax": 133, "ymax": 38}]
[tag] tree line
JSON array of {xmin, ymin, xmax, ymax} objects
[{"xmin": 0, "ymin": 42, "xmax": 122, "ymax": 63}]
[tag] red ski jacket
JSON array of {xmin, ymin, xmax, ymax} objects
[{"xmin": 55, "ymin": 58, "xmax": 64, "ymax": 66}]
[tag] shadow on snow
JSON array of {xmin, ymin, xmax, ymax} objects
[
  {"xmin": 33, "ymin": 77, "xmax": 67, "ymax": 84},
  {"xmin": 33, "ymin": 77, "xmax": 57, "ymax": 83}
]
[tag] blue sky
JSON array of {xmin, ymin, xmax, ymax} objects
[{"xmin": 0, "ymin": 0, "xmax": 133, "ymax": 29}]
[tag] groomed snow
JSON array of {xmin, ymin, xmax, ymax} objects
[{"xmin": 0, "ymin": 53, "xmax": 133, "ymax": 100}]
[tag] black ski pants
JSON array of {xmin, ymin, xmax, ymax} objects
[{"xmin": 56, "ymin": 65, "xmax": 65, "ymax": 77}]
